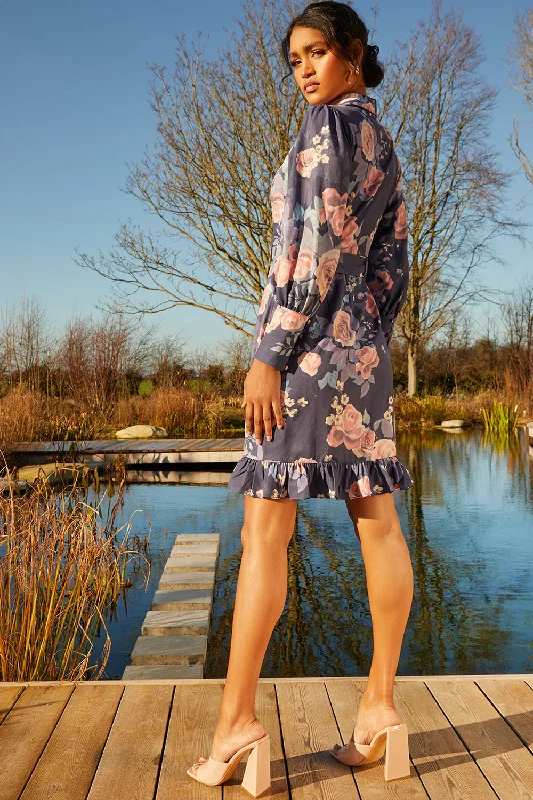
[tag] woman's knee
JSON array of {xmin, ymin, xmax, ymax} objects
[
  {"xmin": 241, "ymin": 495, "xmax": 297, "ymax": 548},
  {"xmin": 345, "ymin": 493, "xmax": 403, "ymax": 540}
]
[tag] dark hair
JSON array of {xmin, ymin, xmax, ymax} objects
[{"xmin": 281, "ymin": 1, "xmax": 384, "ymax": 89}]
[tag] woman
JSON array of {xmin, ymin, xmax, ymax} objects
[{"xmin": 187, "ymin": 1, "xmax": 414, "ymax": 793}]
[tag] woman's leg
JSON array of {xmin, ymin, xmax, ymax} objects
[
  {"xmin": 206, "ymin": 493, "xmax": 298, "ymax": 762},
  {"xmin": 344, "ymin": 492, "xmax": 414, "ymax": 743}
]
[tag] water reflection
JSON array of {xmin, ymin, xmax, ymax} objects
[{"xmin": 87, "ymin": 427, "xmax": 533, "ymax": 678}]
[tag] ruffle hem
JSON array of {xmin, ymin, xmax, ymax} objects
[{"xmin": 227, "ymin": 455, "xmax": 413, "ymax": 500}]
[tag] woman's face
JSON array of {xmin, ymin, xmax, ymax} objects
[{"xmin": 288, "ymin": 26, "xmax": 364, "ymax": 105}]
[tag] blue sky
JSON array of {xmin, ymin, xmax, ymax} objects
[{"xmin": 1, "ymin": 0, "xmax": 532, "ymax": 358}]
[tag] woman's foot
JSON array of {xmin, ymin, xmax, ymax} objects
[
  {"xmin": 351, "ymin": 694, "xmax": 402, "ymax": 745},
  {"xmin": 198, "ymin": 714, "xmax": 266, "ymax": 766}
]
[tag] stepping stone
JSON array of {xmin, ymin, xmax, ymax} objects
[
  {"xmin": 141, "ymin": 609, "xmax": 210, "ymax": 636},
  {"xmin": 175, "ymin": 533, "xmax": 220, "ymax": 543},
  {"xmin": 152, "ymin": 589, "xmax": 212, "ymax": 610},
  {"xmin": 165, "ymin": 555, "xmax": 217, "ymax": 572},
  {"xmin": 158, "ymin": 571, "xmax": 215, "ymax": 590},
  {"xmin": 170, "ymin": 544, "xmax": 218, "ymax": 557},
  {"xmin": 122, "ymin": 664, "xmax": 203, "ymax": 680},
  {"xmin": 130, "ymin": 634, "xmax": 207, "ymax": 665}
]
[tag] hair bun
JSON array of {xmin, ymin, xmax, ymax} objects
[{"xmin": 366, "ymin": 44, "xmax": 379, "ymax": 60}]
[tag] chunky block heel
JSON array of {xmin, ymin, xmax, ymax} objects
[
  {"xmin": 384, "ymin": 723, "xmax": 410, "ymax": 780},
  {"xmin": 329, "ymin": 722, "xmax": 410, "ymax": 781},
  {"xmin": 241, "ymin": 733, "xmax": 271, "ymax": 797}
]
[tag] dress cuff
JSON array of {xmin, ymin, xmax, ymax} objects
[{"xmin": 252, "ymin": 303, "xmax": 309, "ymax": 371}]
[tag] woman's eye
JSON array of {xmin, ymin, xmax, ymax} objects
[{"xmin": 312, "ymin": 49, "xmax": 325, "ymax": 56}]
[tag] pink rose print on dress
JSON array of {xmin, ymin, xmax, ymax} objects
[
  {"xmin": 333, "ymin": 309, "xmax": 357, "ymax": 347},
  {"xmin": 360, "ymin": 428, "xmax": 376, "ymax": 455},
  {"xmin": 394, "ymin": 201, "xmax": 408, "ymax": 239},
  {"xmin": 298, "ymin": 351, "xmax": 322, "ymax": 376},
  {"xmin": 365, "ymin": 291, "xmax": 379, "ymax": 318},
  {"xmin": 348, "ymin": 475, "xmax": 371, "ymax": 498},
  {"xmin": 341, "ymin": 217, "xmax": 360, "ymax": 254},
  {"xmin": 325, "ymin": 401, "xmax": 376, "ymax": 456},
  {"xmin": 258, "ymin": 281, "xmax": 272, "ymax": 314},
  {"xmin": 370, "ymin": 438, "xmax": 397, "ymax": 460},
  {"xmin": 280, "ymin": 308, "xmax": 308, "ymax": 332},
  {"xmin": 264, "ymin": 305, "xmax": 284, "ymax": 333},
  {"xmin": 273, "ymin": 256, "xmax": 295, "ymax": 288},
  {"xmin": 316, "ymin": 248, "xmax": 341, "ymax": 299},
  {"xmin": 361, "ymin": 120, "xmax": 375, "ymax": 161},
  {"xmin": 322, "ymin": 187, "xmax": 349, "ymax": 236},
  {"xmin": 355, "ymin": 345, "xmax": 380, "ymax": 379},
  {"xmin": 363, "ymin": 166, "xmax": 385, "ymax": 196},
  {"xmin": 294, "ymin": 248, "xmax": 314, "ymax": 281},
  {"xmin": 271, "ymin": 191, "xmax": 285, "ymax": 223},
  {"xmin": 368, "ymin": 269, "xmax": 394, "ymax": 298},
  {"xmin": 295, "ymin": 147, "xmax": 321, "ymax": 178}
]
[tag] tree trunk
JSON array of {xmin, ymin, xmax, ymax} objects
[{"xmin": 407, "ymin": 338, "xmax": 418, "ymax": 397}]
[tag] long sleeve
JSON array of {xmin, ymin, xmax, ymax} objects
[
  {"xmin": 252, "ymin": 103, "xmax": 355, "ymax": 371},
  {"xmin": 366, "ymin": 154, "xmax": 410, "ymax": 347}
]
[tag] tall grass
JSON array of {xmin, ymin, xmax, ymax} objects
[
  {"xmin": 480, "ymin": 400, "xmax": 520, "ymax": 434},
  {"xmin": 0, "ymin": 459, "xmax": 150, "ymax": 681}
]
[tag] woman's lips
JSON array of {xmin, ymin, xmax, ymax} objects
[{"xmin": 305, "ymin": 83, "xmax": 319, "ymax": 93}]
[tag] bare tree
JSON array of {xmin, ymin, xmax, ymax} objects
[
  {"xmin": 500, "ymin": 276, "xmax": 533, "ymax": 400},
  {"xmin": 381, "ymin": 0, "xmax": 526, "ymax": 395},
  {"xmin": 507, "ymin": 8, "xmax": 533, "ymax": 189},
  {"xmin": 56, "ymin": 314, "xmax": 158, "ymax": 416},
  {"xmin": 74, "ymin": 0, "xmax": 302, "ymax": 337},
  {"xmin": 0, "ymin": 294, "xmax": 53, "ymax": 392}
]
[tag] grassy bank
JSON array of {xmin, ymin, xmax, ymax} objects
[{"xmin": 0, "ymin": 384, "xmax": 531, "ymax": 443}]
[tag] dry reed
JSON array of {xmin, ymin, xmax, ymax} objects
[{"xmin": 0, "ymin": 458, "xmax": 150, "ymax": 681}]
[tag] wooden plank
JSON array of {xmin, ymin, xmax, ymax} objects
[
  {"xmin": 393, "ymin": 681, "xmax": 498, "ymax": 799},
  {"xmin": 0, "ymin": 685, "xmax": 25, "ymax": 723},
  {"xmin": 87, "ymin": 684, "xmax": 173, "ymax": 800},
  {"xmin": 325, "ymin": 678, "xmax": 426, "ymax": 796},
  {"xmin": 19, "ymin": 684, "xmax": 123, "ymax": 800},
  {"xmin": 276, "ymin": 680, "xmax": 359, "ymax": 798},
  {"xmin": 156, "ymin": 680, "xmax": 224, "ymax": 799},
  {"xmin": 476, "ymin": 679, "xmax": 533, "ymax": 754},
  {"xmin": 225, "ymin": 682, "xmax": 290, "ymax": 799},
  {"xmin": 0, "ymin": 684, "xmax": 75, "ymax": 800},
  {"xmin": 427, "ymin": 679, "xmax": 533, "ymax": 798}
]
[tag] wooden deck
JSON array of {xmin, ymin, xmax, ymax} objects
[
  {"xmin": 3, "ymin": 439, "xmax": 245, "ymax": 466},
  {"xmin": 1, "ymin": 675, "xmax": 532, "ymax": 799}
]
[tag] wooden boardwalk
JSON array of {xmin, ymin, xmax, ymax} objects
[
  {"xmin": 3, "ymin": 439, "xmax": 245, "ymax": 466},
  {"xmin": 1, "ymin": 675, "xmax": 532, "ymax": 799}
]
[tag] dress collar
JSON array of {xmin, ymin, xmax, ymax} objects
[{"xmin": 329, "ymin": 91, "xmax": 377, "ymax": 116}]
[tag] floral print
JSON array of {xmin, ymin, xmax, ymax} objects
[{"xmin": 227, "ymin": 91, "xmax": 413, "ymax": 500}]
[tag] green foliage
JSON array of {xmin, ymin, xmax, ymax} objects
[
  {"xmin": 138, "ymin": 379, "xmax": 154, "ymax": 397},
  {"xmin": 480, "ymin": 401, "xmax": 520, "ymax": 434}
]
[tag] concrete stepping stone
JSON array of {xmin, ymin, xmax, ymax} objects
[
  {"xmin": 158, "ymin": 571, "xmax": 215, "ymax": 590},
  {"xmin": 165, "ymin": 555, "xmax": 217, "ymax": 572},
  {"xmin": 175, "ymin": 533, "xmax": 220, "ymax": 543},
  {"xmin": 141, "ymin": 609, "xmax": 209, "ymax": 636},
  {"xmin": 122, "ymin": 664, "xmax": 204, "ymax": 680},
  {"xmin": 130, "ymin": 634, "xmax": 207, "ymax": 665},
  {"xmin": 170, "ymin": 544, "xmax": 218, "ymax": 557},
  {"xmin": 152, "ymin": 589, "xmax": 212, "ymax": 610}
]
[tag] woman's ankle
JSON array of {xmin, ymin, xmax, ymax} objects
[{"xmin": 216, "ymin": 711, "xmax": 261, "ymax": 737}]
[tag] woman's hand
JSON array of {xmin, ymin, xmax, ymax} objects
[{"xmin": 241, "ymin": 359, "xmax": 285, "ymax": 444}]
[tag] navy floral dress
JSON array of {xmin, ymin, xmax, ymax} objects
[{"xmin": 228, "ymin": 91, "xmax": 413, "ymax": 500}]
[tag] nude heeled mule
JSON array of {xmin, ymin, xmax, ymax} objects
[
  {"xmin": 329, "ymin": 723, "xmax": 410, "ymax": 781},
  {"xmin": 187, "ymin": 732, "xmax": 271, "ymax": 797}
]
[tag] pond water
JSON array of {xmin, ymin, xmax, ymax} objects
[{"xmin": 88, "ymin": 426, "xmax": 533, "ymax": 679}]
